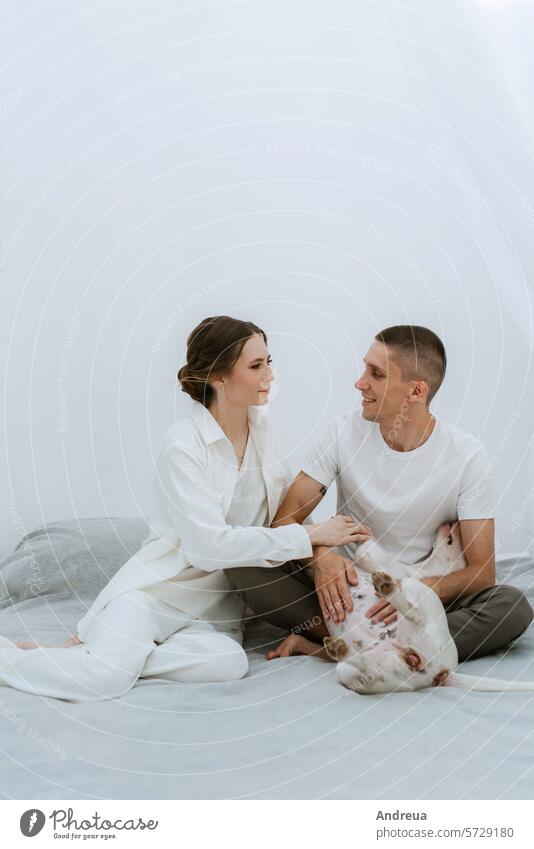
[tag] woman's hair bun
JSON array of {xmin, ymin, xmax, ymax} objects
[
  {"xmin": 177, "ymin": 315, "xmax": 267, "ymax": 408},
  {"xmin": 177, "ymin": 364, "xmax": 209, "ymax": 404}
]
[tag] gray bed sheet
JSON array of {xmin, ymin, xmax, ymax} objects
[{"xmin": 0, "ymin": 518, "xmax": 533, "ymax": 800}]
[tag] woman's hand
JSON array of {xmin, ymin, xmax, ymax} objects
[{"xmin": 308, "ymin": 515, "xmax": 372, "ymax": 548}]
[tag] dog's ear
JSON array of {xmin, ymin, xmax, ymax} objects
[{"xmin": 323, "ymin": 636, "xmax": 349, "ymax": 662}]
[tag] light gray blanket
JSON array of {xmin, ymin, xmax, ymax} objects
[{"xmin": 0, "ymin": 518, "xmax": 533, "ymax": 800}]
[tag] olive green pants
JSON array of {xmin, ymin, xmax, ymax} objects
[{"xmin": 225, "ymin": 561, "xmax": 533, "ymax": 662}]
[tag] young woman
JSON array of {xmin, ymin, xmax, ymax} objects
[{"xmin": 0, "ymin": 315, "xmax": 368, "ymax": 702}]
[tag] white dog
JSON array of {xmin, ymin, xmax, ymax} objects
[{"xmin": 324, "ymin": 523, "xmax": 534, "ymax": 693}]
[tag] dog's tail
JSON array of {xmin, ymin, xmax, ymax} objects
[{"xmin": 445, "ymin": 672, "xmax": 534, "ymax": 692}]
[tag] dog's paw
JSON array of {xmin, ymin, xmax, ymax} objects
[
  {"xmin": 431, "ymin": 669, "xmax": 450, "ymax": 687},
  {"xmin": 372, "ymin": 570, "xmax": 395, "ymax": 597},
  {"xmin": 323, "ymin": 636, "xmax": 349, "ymax": 662}
]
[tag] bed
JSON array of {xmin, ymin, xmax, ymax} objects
[{"xmin": 0, "ymin": 517, "xmax": 533, "ymax": 800}]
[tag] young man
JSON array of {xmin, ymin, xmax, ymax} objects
[{"xmin": 225, "ymin": 325, "xmax": 533, "ymax": 663}]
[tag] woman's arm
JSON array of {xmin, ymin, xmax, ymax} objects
[{"xmin": 158, "ymin": 443, "xmax": 362, "ymax": 571}]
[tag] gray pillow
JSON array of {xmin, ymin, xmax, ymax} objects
[{"xmin": 0, "ymin": 517, "xmax": 148, "ymax": 609}]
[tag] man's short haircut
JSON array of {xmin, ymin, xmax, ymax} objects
[{"xmin": 374, "ymin": 325, "xmax": 446, "ymax": 404}]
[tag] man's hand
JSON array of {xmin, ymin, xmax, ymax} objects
[
  {"xmin": 311, "ymin": 550, "xmax": 359, "ymax": 623},
  {"xmin": 364, "ymin": 576, "xmax": 437, "ymax": 625},
  {"xmin": 365, "ymin": 597, "xmax": 398, "ymax": 626}
]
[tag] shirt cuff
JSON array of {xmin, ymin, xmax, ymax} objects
[
  {"xmin": 300, "ymin": 464, "xmax": 334, "ymax": 489},
  {"xmin": 456, "ymin": 510, "xmax": 494, "ymax": 521},
  {"xmin": 283, "ymin": 522, "xmax": 313, "ymax": 559}
]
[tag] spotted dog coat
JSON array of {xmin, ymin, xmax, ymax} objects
[{"xmin": 324, "ymin": 523, "xmax": 534, "ymax": 694}]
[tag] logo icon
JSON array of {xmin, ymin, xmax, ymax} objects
[{"xmin": 20, "ymin": 809, "xmax": 45, "ymax": 837}]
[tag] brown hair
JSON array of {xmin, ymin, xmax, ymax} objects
[
  {"xmin": 375, "ymin": 325, "xmax": 446, "ymax": 404},
  {"xmin": 177, "ymin": 316, "xmax": 267, "ymax": 407}
]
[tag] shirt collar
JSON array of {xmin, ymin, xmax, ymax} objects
[{"xmin": 192, "ymin": 400, "xmax": 269, "ymax": 446}]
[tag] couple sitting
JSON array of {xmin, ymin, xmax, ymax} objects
[
  {"xmin": 1, "ymin": 315, "xmax": 531, "ymax": 701},
  {"xmin": 224, "ymin": 317, "xmax": 533, "ymax": 665}
]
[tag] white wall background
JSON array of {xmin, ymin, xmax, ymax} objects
[{"xmin": 2, "ymin": 0, "xmax": 534, "ymax": 559}]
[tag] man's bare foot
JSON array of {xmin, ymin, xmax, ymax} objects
[
  {"xmin": 15, "ymin": 636, "xmax": 83, "ymax": 650},
  {"xmin": 266, "ymin": 633, "xmax": 331, "ymax": 661}
]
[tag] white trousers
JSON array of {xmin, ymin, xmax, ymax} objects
[{"xmin": 0, "ymin": 590, "xmax": 248, "ymax": 702}]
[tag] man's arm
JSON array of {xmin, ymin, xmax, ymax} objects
[
  {"xmin": 272, "ymin": 471, "xmax": 335, "ymax": 574},
  {"xmin": 271, "ymin": 470, "xmax": 328, "ymax": 528},
  {"xmin": 272, "ymin": 471, "xmax": 371, "ymax": 622},
  {"xmin": 424, "ymin": 518, "xmax": 496, "ymax": 603}
]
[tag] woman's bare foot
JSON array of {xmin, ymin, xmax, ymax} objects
[
  {"xmin": 15, "ymin": 635, "xmax": 83, "ymax": 650},
  {"xmin": 266, "ymin": 633, "xmax": 331, "ymax": 661}
]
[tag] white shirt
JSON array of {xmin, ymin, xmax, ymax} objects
[
  {"xmin": 302, "ymin": 411, "xmax": 494, "ymax": 568},
  {"xmin": 77, "ymin": 401, "xmax": 311, "ymax": 641},
  {"xmin": 145, "ymin": 431, "xmax": 270, "ymax": 630}
]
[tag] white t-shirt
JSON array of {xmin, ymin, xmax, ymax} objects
[
  {"xmin": 302, "ymin": 412, "xmax": 494, "ymax": 566},
  {"xmin": 226, "ymin": 436, "xmax": 269, "ymax": 528}
]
